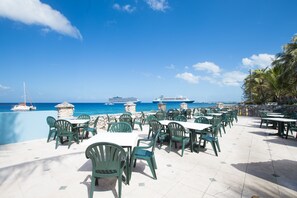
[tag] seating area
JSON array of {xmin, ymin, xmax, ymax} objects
[{"xmin": 2, "ymin": 113, "xmax": 297, "ymax": 197}]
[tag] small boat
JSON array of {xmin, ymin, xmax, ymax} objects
[
  {"xmin": 152, "ymin": 95, "xmax": 194, "ymax": 103},
  {"xmin": 11, "ymin": 82, "xmax": 36, "ymax": 111},
  {"xmin": 104, "ymin": 102, "xmax": 114, "ymax": 105}
]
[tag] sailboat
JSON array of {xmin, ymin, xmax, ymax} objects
[{"xmin": 11, "ymin": 82, "xmax": 36, "ymax": 111}]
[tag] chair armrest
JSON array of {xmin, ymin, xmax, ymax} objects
[{"xmin": 137, "ymin": 138, "xmax": 152, "ymax": 146}]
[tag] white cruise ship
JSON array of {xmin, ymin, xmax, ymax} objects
[{"xmin": 152, "ymin": 95, "xmax": 194, "ymax": 103}]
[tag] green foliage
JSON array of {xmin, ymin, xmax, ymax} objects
[{"xmin": 242, "ymin": 35, "xmax": 297, "ymax": 104}]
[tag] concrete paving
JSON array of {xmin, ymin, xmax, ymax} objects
[{"xmin": 1, "ymin": 116, "xmax": 297, "ymax": 198}]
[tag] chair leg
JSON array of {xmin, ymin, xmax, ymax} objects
[
  {"xmin": 215, "ymin": 140, "xmax": 221, "ymax": 152},
  {"xmin": 118, "ymin": 173, "xmax": 122, "ymax": 198},
  {"xmin": 90, "ymin": 176, "xmax": 95, "ymax": 198},
  {"xmin": 218, "ymin": 128, "xmax": 222, "ymax": 137},
  {"xmin": 147, "ymin": 129, "xmax": 151, "ymax": 139},
  {"xmin": 169, "ymin": 140, "xmax": 172, "ymax": 153},
  {"xmin": 147, "ymin": 158, "xmax": 157, "ymax": 179},
  {"xmin": 181, "ymin": 142, "xmax": 185, "ymax": 157},
  {"xmin": 210, "ymin": 142, "xmax": 218, "ymax": 156},
  {"xmin": 152, "ymin": 155, "xmax": 157, "ymax": 169},
  {"xmin": 221, "ymin": 124, "xmax": 226, "ymax": 133},
  {"xmin": 68, "ymin": 136, "xmax": 72, "ymax": 149},
  {"xmin": 55, "ymin": 136, "xmax": 59, "ymax": 149},
  {"xmin": 47, "ymin": 132, "xmax": 51, "ymax": 142}
]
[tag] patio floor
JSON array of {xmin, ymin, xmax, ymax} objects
[{"xmin": 1, "ymin": 116, "xmax": 297, "ymax": 198}]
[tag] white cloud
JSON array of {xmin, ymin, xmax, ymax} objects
[
  {"xmin": 222, "ymin": 71, "xmax": 247, "ymax": 86},
  {"xmin": 242, "ymin": 53, "xmax": 275, "ymax": 69},
  {"xmin": 145, "ymin": 0, "xmax": 169, "ymax": 11},
  {"xmin": 113, "ymin": 3, "xmax": 136, "ymax": 13},
  {"xmin": 193, "ymin": 61, "xmax": 221, "ymax": 75},
  {"xmin": 0, "ymin": 84, "xmax": 10, "ymax": 90},
  {"xmin": 176, "ymin": 72, "xmax": 199, "ymax": 84},
  {"xmin": 0, "ymin": 0, "xmax": 82, "ymax": 40}
]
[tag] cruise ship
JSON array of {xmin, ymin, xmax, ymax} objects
[
  {"xmin": 152, "ymin": 95, "xmax": 194, "ymax": 103},
  {"xmin": 107, "ymin": 96, "xmax": 141, "ymax": 104}
]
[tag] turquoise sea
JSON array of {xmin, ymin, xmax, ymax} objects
[{"xmin": 0, "ymin": 102, "xmax": 217, "ymax": 116}]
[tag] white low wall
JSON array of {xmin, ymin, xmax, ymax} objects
[{"xmin": 0, "ymin": 111, "xmax": 57, "ymax": 145}]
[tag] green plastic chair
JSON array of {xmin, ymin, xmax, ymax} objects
[
  {"xmin": 46, "ymin": 116, "xmax": 57, "ymax": 142},
  {"xmin": 108, "ymin": 122, "xmax": 132, "ymax": 132},
  {"xmin": 55, "ymin": 119, "xmax": 79, "ymax": 149},
  {"xmin": 133, "ymin": 114, "xmax": 143, "ymax": 131},
  {"xmin": 155, "ymin": 111, "xmax": 166, "ymax": 120},
  {"xmin": 146, "ymin": 115, "xmax": 158, "ymax": 124},
  {"xmin": 119, "ymin": 114, "xmax": 134, "ymax": 129},
  {"xmin": 191, "ymin": 117, "xmax": 211, "ymax": 151},
  {"xmin": 106, "ymin": 114, "xmax": 117, "ymax": 131},
  {"xmin": 81, "ymin": 116, "xmax": 100, "ymax": 142},
  {"xmin": 173, "ymin": 115, "xmax": 187, "ymax": 122},
  {"xmin": 76, "ymin": 114, "xmax": 91, "ymax": 140},
  {"xmin": 85, "ymin": 142, "xmax": 127, "ymax": 198},
  {"xmin": 167, "ymin": 122, "xmax": 190, "ymax": 157},
  {"xmin": 130, "ymin": 131, "xmax": 160, "ymax": 180},
  {"xmin": 148, "ymin": 120, "xmax": 168, "ymax": 148},
  {"xmin": 197, "ymin": 117, "xmax": 221, "ymax": 156},
  {"xmin": 172, "ymin": 109, "xmax": 180, "ymax": 120},
  {"xmin": 186, "ymin": 109, "xmax": 192, "ymax": 119},
  {"xmin": 166, "ymin": 109, "xmax": 175, "ymax": 120}
]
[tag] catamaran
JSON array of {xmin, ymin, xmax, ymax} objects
[{"xmin": 11, "ymin": 82, "xmax": 36, "ymax": 111}]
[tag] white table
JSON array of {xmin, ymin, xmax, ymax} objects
[
  {"xmin": 159, "ymin": 120, "xmax": 212, "ymax": 152},
  {"xmin": 65, "ymin": 119, "xmax": 89, "ymax": 125},
  {"xmin": 83, "ymin": 132, "xmax": 139, "ymax": 148},
  {"xmin": 194, "ymin": 116, "xmax": 213, "ymax": 120},
  {"xmin": 159, "ymin": 120, "xmax": 212, "ymax": 131},
  {"xmin": 262, "ymin": 117, "xmax": 296, "ymax": 138},
  {"xmin": 207, "ymin": 113, "xmax": 223, "ymax": 116},
  {"xmin": 83, "ymin": 132, "xmax": 139, "ymax": 184},
  {"xmin": 267, "ymin": 114, "xmax": 285, "ymax": 118}
]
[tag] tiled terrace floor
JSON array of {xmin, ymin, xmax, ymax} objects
[{"xmin": 1, "ymin": 116, "xmax": 297, "ymax": 198}]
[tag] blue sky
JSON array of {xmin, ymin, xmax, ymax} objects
[{"xmin": 0, "ymin": 0, "xmax": 296, "ymax": 103}]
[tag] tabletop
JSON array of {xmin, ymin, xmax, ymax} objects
[
  {"xmin": 64, "ymin": 119, "xmax": 89, "ymax": 125},
  {"xmin": 194, "ymin": 116, "xmax": 213, "ymax": 120},
  {"xmin": 207, "ymin": 113, "xmax": 223, "ymax": 116},
  {"xmin": 159, "ymin": 120, "xmax": 212, "ymax": 131},
  {"xmin": 83, "ymin": 132, "xmax": 139, "ymax": 148},
  {"xmin": 262, "ymin": 117, "xmax": 296, "ymax": 122},
  {"xmin": 266, "ymin": 114, "xmax": 285, "ymax": 118}
]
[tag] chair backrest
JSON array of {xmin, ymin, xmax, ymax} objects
[
  {"xmin": 194, "ymin": 117, "xmax": 210, "ymax": 124},
  {"xmin": 166, "ymin": 109, "xmax": 174, "ymax": 120},
  {"xmin": 211, "ymin": 117, "xmax": 221, "ymax": 137},
  {"xmin": 172, "ymin": 109, "xmax": 180, "ymax": 119},
  {"xmin": 174, "ymin": 115, "xmax": 187, "ymax": 122},
  {"xmin": 93, "ymin": 116, "xmax": 100, "ymax": 128},
  {"xmin": 85, "ymin": 142, "xmax": 127, "ymax": 175},
  {"xmin": 46, "ymin": 116, "xmax": 56, "ymax": 128},
  {"xmin": 168, "ymin": 122, "xmax": 187, "ymax": 138},
  {"xmin": 108, "ymin": 122, "xmax": 132, "ymax": 132},
  {"xmin": 148, "ymin": 120, "xmax": 163, "ymax": 139},
  {"xmin": 146, "ymin": 115, "xmax": 158, "ymax": 122},
  {"xmin": 119, "ymin": 114, "xmax": 133, "ymax": 127},
  {"xmin": 78, "ymin": 114, "xmax": 90, "ymax": 120},
  {"xmin": 55, "ymin": 120, "xmax": 72, "ymax": 135},
  {"xmin": 186, "ymin": 109, "xmax": 192, "ymax": 118},
  {"xmin": 155, "ymin": 111, "xmax": 165, "ymax": 120}
]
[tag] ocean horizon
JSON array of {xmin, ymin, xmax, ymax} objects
[{"xmin": 0, "ymin": 102, "xmax": 221, "ymax": 116}]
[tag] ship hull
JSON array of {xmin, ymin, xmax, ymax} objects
[{"xmin": 152, "ymin": 100, "xmax": 194, "ymax": 103}]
